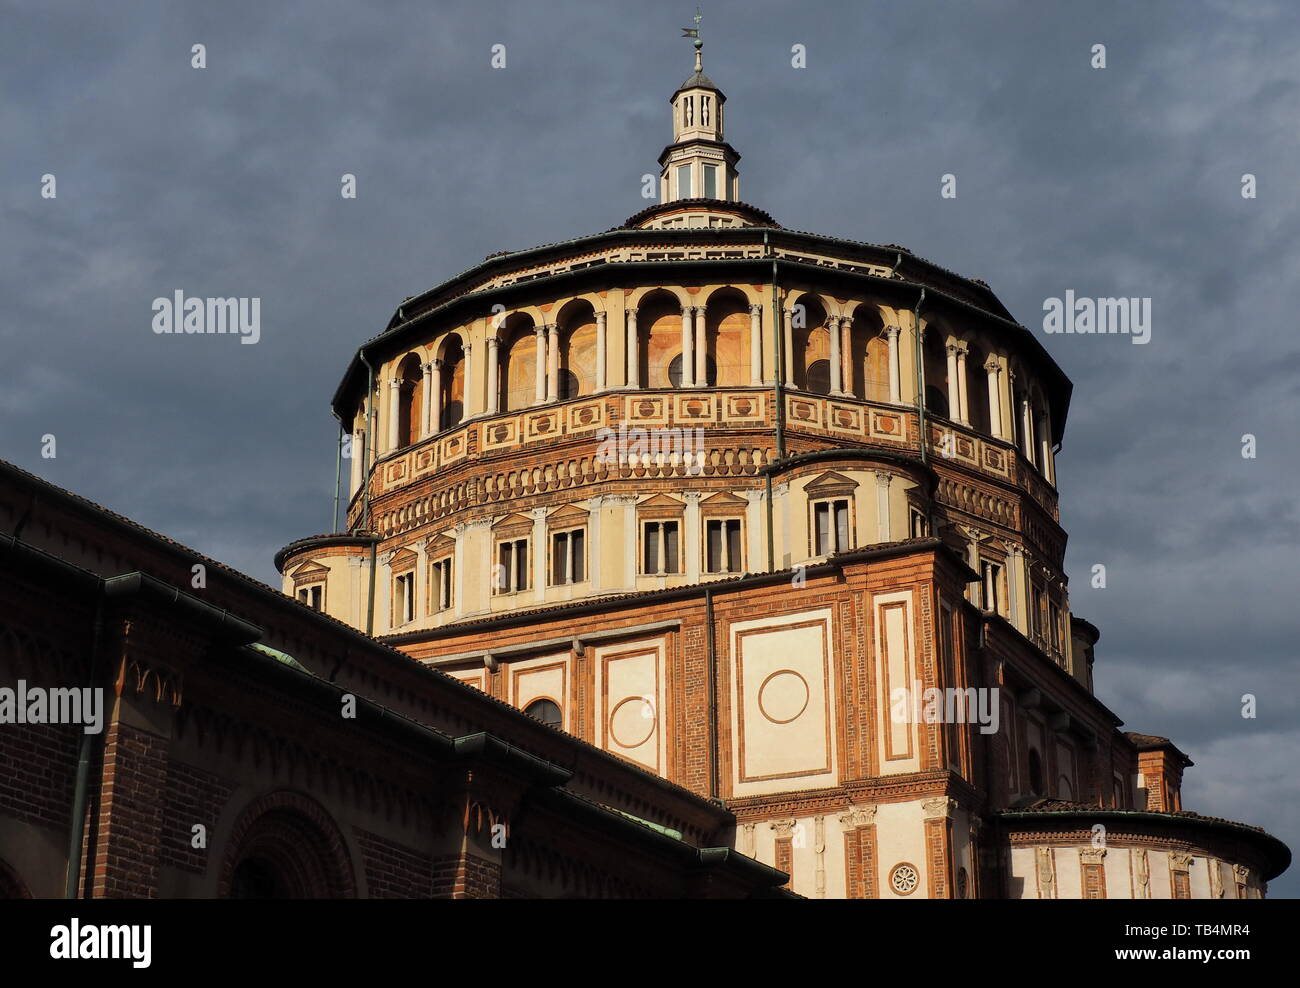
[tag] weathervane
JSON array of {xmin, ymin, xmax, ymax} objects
[{"xmin": 681, "ymin": 8, "xmax": 703, "ymax": 70}]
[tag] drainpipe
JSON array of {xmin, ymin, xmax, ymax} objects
[
  {"xmin": 705, "ymin": 586, "xmax": 719, "ymax": 799},
  {"xmin": 330, "ymin": 409, "xmax": 344, "ymax": 534},
  {"xmin": 64, "ymin": 584, "xmax": 105, "ymax": 898},
  {"xmin": 765, "ymin": 231, "xmax": 783, "ymax": 572},
  {"xmin": 358, "ymin": 351, "xmax": 379, "ymax": 636},
  {"xmin": 913, "ymin": 288, "xmax": 928, "ymax": 467}
]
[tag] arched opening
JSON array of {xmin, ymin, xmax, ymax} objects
[
  {"xmin": 557, "ymin": 300, "xmax": 597, "ymax": 399},
  {"xmin": 964, "ymin": 341, "xmax": 991, "ymax": 434},
  {"xmin": 221, "ymin": 797, "xmax": 355, "ymax": 899},
  {"xmin": 501, "ymin": 315, "xmax": 539, "ymax": 412},
  {"xmin": 637, "ymin": 291, "xmax": 683, "ymax": 389},
  {"xmin": 705, "ymin": 289, "xmax": 750, "ymax": 387},
  {"xmin": 0, "ymin": 859, "xmax": 31, "ymax": 899},
  {"xmin": 396, "ymin": 353, "xmax": 423, "ymax": 449},
  {"xmin": 853, "ymin": 304, "xmax": 889, "ymax": 402},
  {"xmin": 439, "ymin": 337, "xmax": 465, "ymax": 429},
  {"xmin": 922, "ymin": 325, "xmax": 950, "ymax": 419},
  {"xmin": 791, "ymin": 295, "xmax": 828, "ymax": 393},
  {"xmin": 1027, "ymin": 748, "xmax": 1044, "ymax": 797},
  {"xmin": 525, "ymin": 698, "xmax": 563, "ymax": 729}
]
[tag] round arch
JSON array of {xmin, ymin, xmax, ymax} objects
[{"xmin": 218, "ymin": 790, "xmax": 356, "ymax": 899}]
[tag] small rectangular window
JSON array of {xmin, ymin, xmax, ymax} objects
[
  {"xmin": 703, "ymin": 164, "xmax": 717, "ymax": 199},
  {"xmin": 429, "ymin": 558, "xmax": 452, "ymax": 613},
  {"xmin": 705, "ymin": 519, "xmax": 741, "ymax": 573},
  {"xmin": 910, "ymin": 507, "xmax": 929, "ymax": 539},
  {"xmin": 676, "ymin": 163, "xmax": 691, "ymax": 198},
  {"xmin": 979, "ymin": 560, "xmax": 1003, "ymax": 614},
  {"xmin": 551, "ymin": 528, "xmax": 586, "ymax": 585},
  {"xmin": 642, "ymin": 519, "xmax": 682, "ymax": 575},
  {"xmin": 813, "ymin": 499, "xmax": 850, "ymax": 555},
  {"xmin": 644, "ymin": 522, "xmax": 660, "ymax": 574},
  {"xmin": 310, "ymin": 585, "xmax": 322, "ymax": 611},
  {"xmin": 496, "ymin": 539, "xmax": 529, "ymax": 594}
]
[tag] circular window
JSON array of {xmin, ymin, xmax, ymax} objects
[
  {"xmin": 956, "ymin": 867, "xmax": 969, "ymax": 899},
  {"xmin": 890, "ymin": 862, "xmax": 920, "ymax": 896},
  {"xmin": 525, "ymin": 698, "xmax": 563, "ymax": 729}
]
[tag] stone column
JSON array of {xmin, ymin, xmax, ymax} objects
[
  {"xmin": 595, "ymin": 310, "xmax": 607, "ymax": 391},
  {"xmin": 429, "ymin": 359, "xmax": 443, "ymax": 433},
  {"xmin": 782, "ymin": 308, "xmax": 796, "ymax": 386},
  {"xmin": 485, "ymin": 337, "xmax": 500, "ymax": 415},
  {"xmin": 829, "ymin": 317, "xmax": 844, "ymax": 395},
  {"xmin": 840, "ymin": 317, "xmax": 854, "ymax": 397},
  {"xmin": 625, "ymin": 307, "xmax": 639, "ymax": 388},
  {"xmin": 387, "ymin": 377, "xmax": 401, "ymax": 450},
  {"xmin": 886, "ymin": 325, "xmax": 902, "ymax": 403},
  {"xmin": 984, "ymin": 356, "xmax": 1002, "ymax": 438},
  {"xmin": 680, "ymin": 306, "xmax": 695, "ymax": 387},
  {"xmin": 749, "ymin": 304, "xmax": 763, "ymax": 384},
  {"xmin": 350, "ymin": 427, "xmax": 364, "ymax": 494},
  {"xmin": 684, "ymin": 492, "xmax": 702, "ymax": 582},
  {"xmin": 420, "ymin": 360, "xmax": 434, "ymax": 438},
  {"xmin": 546, "ymin": 324, "xmax": 559, "ymax": 402},
  {"xmin": 533, "ymin": 325, "xmax": 546, "ymax": 404},
  {"xmin": 462, "ymin": 342, "xmax": 474, "ymax": 420},
  {"xmin": 694, "ymin": 305, "xmax": 707, "ymax": 385},
  {"xmin": 944, "ymin": 343, "xmax": 958, "ymax": 420},
  {"xmin": 1020, "ymin": 395, "xmax": 1034, "ymax": 461},
  {"xmin": 954, "ymin": 342, "xmax": 970, "ymax": 426},
  {"xmin": 1037, "ymin": 409, "xmax": 1053, "ymax": 482},
  {"xmin": 874, "ymin": 470, "xmax": 892, "ymax": 542}
]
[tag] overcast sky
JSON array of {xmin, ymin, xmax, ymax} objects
[{"xmin": 3, "ymin": 0, "xmax": 1297, "ymax": 895}]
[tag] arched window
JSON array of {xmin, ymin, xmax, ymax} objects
[
  {"xmin": 1027, "ymin": 749, "xmax": 1044, "ymax": 797},
  {"xmin": 925, "ymin": 384, "xmax": 949, "ymax": 419},
  {"xmin": 221, "ymin": 800, "xmax": 355, "ymax": 899},
  {"xmin": 439, "ymin": 339, "xmax": 464, "ymax": 429},
  {"xmin": 525, "ymin": 698, "xmax": 563, "ymax": 729},
  {"xmin": 396, "ymin": 354, "xmax": 422, "ymax": 449},
  {"xmin": 922, "ymin": 327, "xmax": 950, "ymax": 418},
  {"xmin": 964, "ymin": 342, "xmax": 991, "ymax": 434}
]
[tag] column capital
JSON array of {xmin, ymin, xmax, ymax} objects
[
  {"xmin": 983, "ymin": 355, "xmax": 1001, "ymax": 374},
  {"xmin": 874, "ymin": 470, "xmax": 893, "ymax": 489},
  {"xmin": 595, "ymin": 309, "xmax": 607, "ymax": 324},
  {"xmin": 423, "ymin": 359, "xmax": 439, "ymax": 373},
  {"xmin": 388, "ymin": 377, "xmax": 402, "ymax": 389},
  {"xmin": 533, "ymin": 324, "xmax": 546, "ymax": 337},
  {"xmin": 626, "ymin": 306, "xmax": 638, "ymax": 318},
  {"xmin": 922, "ymin": 796, "xmax": 957, "ymax": 820},
  {"xmin": 486, "ymin": 335, "xmax": 498, "ymax": 351},
  {"xmin": 950, "ymin": 340, "xmax": 969, "ymax": 356},
  {"xmin": 749, "ymin": 303, "xmax": 762, "ymax": 315},
  {"xmin": 838, "ymin": 804, "xmax": 877, "ymax": 831},
  {"xmin": 884, "ymin": 324, "xmax": 901, "ymax": 340},
  {"xmin": 770, "ymin": 818, "xmax": 798, "ymax": 839}
]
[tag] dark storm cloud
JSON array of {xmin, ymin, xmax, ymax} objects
[{"xmin": 2, "ymin": 0, "xmax": 1296, "ymax": 893}]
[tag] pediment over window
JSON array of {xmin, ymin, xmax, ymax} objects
[
  {"xmin": 700, "ymin": 490, "xmax": 748, "ymax": 516},
  {"xmin": 493, "ymin": 512, "xmax": 534, "ymax": 537},
  {"xmin": 637, "ymin": 493, "xmax": 686, "ymax": 519},
  {"xmin": 289, "ymin": 560, "xmax": 329, "ymax": 584},
  {"xmin": 389, "ymin": 547, "xmax": 418, "ymax": 571},
  {"xmin": 805, "ymin": 470, "xmax": 859, "ymax": 498},
  {"xmin": 428, "ymin": 534, "xmax": 455, "ymax": 556},
  {"xmin": 547, "ymin": 503, "xmax": 589, "ymax": 527}
]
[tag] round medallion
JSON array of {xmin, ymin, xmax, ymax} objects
[
  {"xmin": 757, "ymin": 670, "xmax": 810, "ymax": 724},
  {"xmin": 609, "ymin": 695, "xmax": 656, "ymax": 749}
]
